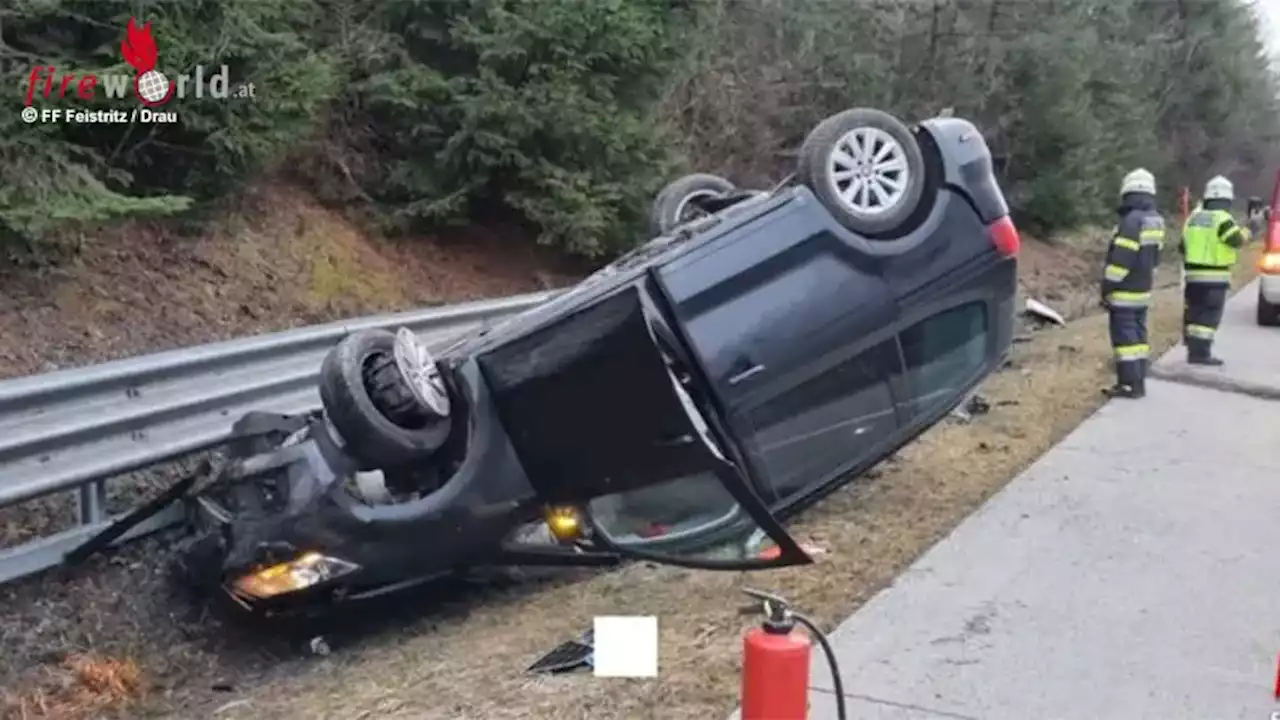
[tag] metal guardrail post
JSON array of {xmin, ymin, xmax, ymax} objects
[{"xmin": 76, "ymin": 480, "xmax": 108, "ymax": 526}]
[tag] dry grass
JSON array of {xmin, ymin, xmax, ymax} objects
[{"xmin": 1, "ymin": 654, "xmax": 144, "ymax": 720}]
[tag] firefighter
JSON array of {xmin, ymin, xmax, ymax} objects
[
  {"xmin": 1246, "ymin": 196, "xmax": 1268, "ymax": 238},
  {"xmin": 1180, "ymin": 175, "xmax": 1249, "ymax": 366},
  {"xmin": 1101, "ymin": 168, "xmax": 1164, "ymax": 399}
]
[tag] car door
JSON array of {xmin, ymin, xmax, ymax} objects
[
  {"xmin": 473, "ymin": 283, "xmax": 811, "ymax": 570},
  {"xmin": 740, "ymin": 339, "xmax": 901, "ymax": 503},
  {"xmin": 651, "ymin": 200, "xmax": 901, "ymax": 505}
]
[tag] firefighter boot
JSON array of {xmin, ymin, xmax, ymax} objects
[
  {"xmin": 1102, "ymin": 360, "xmax": 1144, "ymax": 399},
  {"xmin": 1188, "ymin": 353, "xmax": 1225, "ymax": 367},
  {"xmin": 1186, "ymin": 337, "xmax": 1224, "ymax": 366},
  {"xmin": 1135, "ymin": 358, "xmax": 1148, "ymax": 397}
]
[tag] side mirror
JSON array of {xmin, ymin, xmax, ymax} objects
[{"xmin": 1247, "ymin": 197, "xmax": 1264, "ymax": 218}]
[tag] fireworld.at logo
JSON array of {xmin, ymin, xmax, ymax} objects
[{"xmin": 21, "ymin": 17, "xmax": 255, "ymax": 107}]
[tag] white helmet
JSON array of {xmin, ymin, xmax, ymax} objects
[
  {"xmin": 1120, "ymin": 168, "xmax": 1156, "ymax": 197},
  {"xmin": 1204, "ymin": 175, "xmax": 1233, "ymax": 201}
]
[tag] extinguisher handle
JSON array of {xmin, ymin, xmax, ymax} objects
[
  {"xmin": 741, "ymin": 587, "xmax": 790, "ymax": 609},
  {"xmin": 741, "ymin": 588, "xmax": 796, "ymax": 630}
]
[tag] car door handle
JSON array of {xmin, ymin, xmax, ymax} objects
[{"xmin": 727, "ymin": 363, "xmax": 765, "ymax": 385}]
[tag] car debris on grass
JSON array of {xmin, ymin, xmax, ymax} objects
[
  {"xmin": 1024, "ymin": 297, "xmax": 1068, "ymax": 326},
  {"xmin": 526, "ymin": 629, "xmax": 594, "ymax": 675},
  {"xmin": 949, "ymin": 393, "xmax": 992, "ymax": 423}
]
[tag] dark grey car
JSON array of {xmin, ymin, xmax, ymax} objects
[{"xmin": 177, "ymin": 107, "xmax": 1021, "ymax": 616}]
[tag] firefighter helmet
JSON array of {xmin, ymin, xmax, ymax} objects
[
  {"xmin": 1120, "ymin": 168, "xmax": 1156, "ymax": 197},
  {"xmin": 1204, "ymin": 175, "xmax": 1234, "ymax": 201}
]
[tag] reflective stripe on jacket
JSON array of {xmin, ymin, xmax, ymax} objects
[
  {"xmin": 1102, "ymin": 207, "xmax": 1164, "ymax": 305},
  {"xmin": 1182, "ymin": 207, "xmax": 1241, "ymax": 280}
]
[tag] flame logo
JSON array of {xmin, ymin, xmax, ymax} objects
[
  {"xmin": 120, "ymin": 18, "xmax": 158, "ymax": 73},
  {"xmin": 119, "ymin": 17, "xmax": 174, "ymax": 106}
]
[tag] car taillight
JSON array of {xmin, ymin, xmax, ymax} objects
[
  {"xmin": 1270, "ymin": 168, "xmax": 1280, "ymax": 213},
  {"xmin": 1259, "ymin": 252, "xmax": 1280, "ymax": 274},
  {"xmin": 988, "ymin": 215, "xmax": 1020, "ymax": 257}
]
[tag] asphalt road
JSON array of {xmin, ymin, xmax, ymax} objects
[{"xmin": 732, "ymin": 278, "xmax": 1280, "ymax": 720}]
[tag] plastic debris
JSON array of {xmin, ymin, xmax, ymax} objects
[
  {"xmin": 353, "ymin": 469, "xmax": 394, "ymax": 505},
  {"xmin": 1024, "ymin": 298, "xmax": 1067, "ymax": 326},
  {"xmin": 950, "ymin": 393, "xmax": 992, "ymax": 423},
  {"xmin": 214, "ymin": 699, "xmax": 253, "ymax": 715},
  {"xmin": 527, "ymin": 629, "xmax": 594, "ymax": 675},
  {"xmin": 309, "ymin": 636, "xmax": 331, "ymax": 656},
  {"xmin": 800, "ymin": 542, "xmax": 829, "ymax": 556}
]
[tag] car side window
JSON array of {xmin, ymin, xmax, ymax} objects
[{"xmin": 898, "ymin": 302, "xmax": 989, "ymax": 415}]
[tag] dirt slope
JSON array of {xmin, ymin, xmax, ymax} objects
[{"xmin": 0, "ymin": 182, "xmax": 576, "ymax": 380}]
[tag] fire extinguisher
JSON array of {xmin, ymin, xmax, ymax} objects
[{"xmin": 739, "ymin": 588, "xmax": 847, "ymax": 720}]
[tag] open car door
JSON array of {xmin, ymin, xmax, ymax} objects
[{"xmin": 476, "ymin": 285, "xmax": 811, "ymax": 569}]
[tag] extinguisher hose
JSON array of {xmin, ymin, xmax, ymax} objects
[{"xmin": 790, "ymin": 611, "xmax": 847, "ymax": 720}]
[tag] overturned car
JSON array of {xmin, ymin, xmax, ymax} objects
[{"xmin": 175, "ymin": 107, "xmax": 1021, "ymax": 615}]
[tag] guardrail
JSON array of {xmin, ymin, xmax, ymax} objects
[{"xmin": 0, "ymin": 290, "xmax": 557, "ymax": 585}]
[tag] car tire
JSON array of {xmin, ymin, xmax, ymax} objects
[
  {"xmin": 649, "ymin": 173, "xmax": 736, "ymax": 236},
  {"xmin": 1258, "ymin": 286, "xmax": 1280, "ymax": 326},
  {"xmin": 319, "ymin": 329, "xmax": 451, "ymax": 470},
  {"xmin": 797, "ymin": 107, "xmax": 927, "ymax": 238}
]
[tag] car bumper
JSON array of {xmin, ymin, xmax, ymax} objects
[
  {"xmin": 182, "ymin": 360, "xmax": 618, "ymax": 616},
  {"xmin": 1260, "ymin": 273, "xmax": 1280, "ymax": 304}
]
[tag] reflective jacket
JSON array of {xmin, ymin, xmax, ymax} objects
[
  {"xmin": 1102, "ymin": 200, "xmax": 1165, "ymax": 308},
  {"xmin": 1181, "ymin": 205, "xmax": 1244, "ymax": 284}
]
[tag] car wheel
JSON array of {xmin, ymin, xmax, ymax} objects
[
  {"xmin": 1258, "ymin": 287, "xmax": 1280, "ymax": 326},
  {"xmin": 797, "ymin": 107, "xmax": 927, "ymax": 238},
  {"xmin": 649, "ymin": 173, "xmax": 736, "ymax": 236},
  {"xmin": 319, "ymin": 329, "xmax": 451, "ymax": 470}
]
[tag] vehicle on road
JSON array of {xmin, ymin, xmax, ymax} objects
[
  {"xmin": 174, "ymin": 107, "xmax": 1022, "ymax": 617},
  {"xmin": 1258, "ymin": 173, "xmax": 1280, "ymax": 326}
]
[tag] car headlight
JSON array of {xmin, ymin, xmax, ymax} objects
[
  {"xmin": 544, "ymin": 505, "xmax": 585, "ymax": 542},
  {"xmin": 229, "ymin": 552, "xmax": 360, "ymax": 599}
]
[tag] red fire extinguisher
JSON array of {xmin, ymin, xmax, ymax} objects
[{"xmin": 739, "ymin": 588, "xmax": 847, "ymax": 720}]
